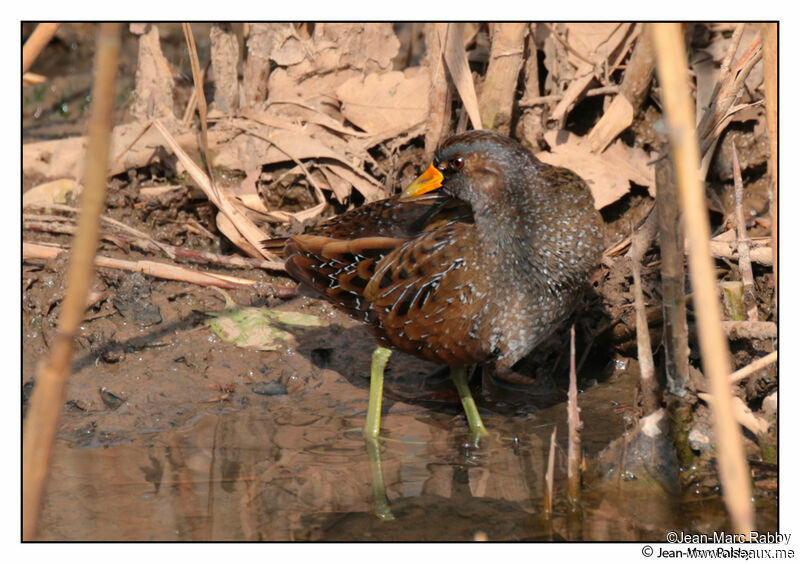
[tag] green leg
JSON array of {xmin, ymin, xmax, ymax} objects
[
  {"xmin": 362, "ymin": 346, "xmax": 395, "ymax": 520},
  {"xmin": 451, "ymin": 367, "xmax": 489, "ymax": 441},
  {"xmin": 363, "ymin": 346, "xmax": 392, "ymax": 440},
  {"xmin": 364, "ymin": 435, "xmax": 395, "ymax": 521}
]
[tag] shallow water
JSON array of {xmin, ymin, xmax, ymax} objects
[{"xmin": 36, "ymin": 367, "xmax": 776, "ymax": 541}]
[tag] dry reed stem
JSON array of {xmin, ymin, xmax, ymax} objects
[
  {"xmin": 241, "ymin": 24, "xmax": 271, "ymax": 108},
  {"xmin": 130, "ymin": 23, "xmax": 175, "ymax": 122},
  {"xmin": 731, "ymin": 146, "xmax": 759, "ymax": 322},
  {"xmin": 22, "ymin": 23, "xmax": 60, "ymax": 74},
  {"xmin": 617, "ymin": 29, "xmax": 656, "ymax": 110},
  {"xmin": 588, "ymin": 30, "xmax": 655, "ymax": 152},
  {"xmin": 655, "ymin": 145, "xmax": 690, "ymax": 396},
  {"xmin": 23, "ymin": 242, "xmax": 281, "ymax": 292},
  {"xmin": 698, "ymin": 32, "xmax": 762, "ymax": 155},
  {"xmin": 479, "ymin": 23, "xmax": 527, "ymax": 134},
  {"xmin": 181, "ymin": 65, "xmax": 206, "ymax": 126},
  {"xmin": 23, "ymin": 213, "xmax": 285, "ymax": 272},
  {"xmin": 151, "ymin": 119, "xmax": 279, "ymax": 261},
  {"xmin": 566, "ymin": 325, "xmax": 582, "ymax": 504},
  {"xmin": 721, "ymin": 320, "xmax": 777, "ymax": 340},
  {"xmin": 209, "ymin": 24, "xmax": 239, "ymax": 113},
  {"xmin": 440, "ymin": 23, "xmax": 482, "ymax": 130},
  {"xmin": 698, "ymin": 23, "xmax": 745, "ymax": 128},
  {"xmin": 730, "ymin": 351, "xmax": 777, "ymax": 384},
  {"xmin": 630, "ymin": 227, "xmax": 660, "ymax": 415},
  {"xmin": 424, "ymin": 23, "xmax": 452, "ymax": 157},
  {"xmin": 608, "ymin": 227, "xmax": 773, "ymax": 266},
  {"xmin": 697, "ymin": 28, "xmax": 762, "ymax": 180},
  {"xmin": 761, "ymin": 23, "xmax": 777, "ymax": 317},
  {"xmin": 182, "ymin": 23, "xmax": 218, "ymax": 198},
  {"xmin": 519, "ymin": 85, "xmax": 619, "ymax": 107},
  {"xmin": 544, "ymin": 425, "xmax": 557, "ymax": 516},
  {"xmin": 651, "ymin": 23, "xmax": 753, "ymax": 535},
  {"xmin": 697, "ymin": 393, "xmax": 769, "ymax": 437},
  {"xmin": 709, "ymin": 239, "xmax": 773, "ymax": 267},
  {"xmin": 22, "ymin": 23, "xmax": 121, "ymax": 540},
  {"xmin": 25, "ymin": 202, "xmax": 174, "ymax": 258},
  {"xmin": 23, "ymin": 71, "xmax": 47, "ymax": 85}
]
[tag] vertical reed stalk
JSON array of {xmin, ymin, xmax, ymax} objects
[
  {"xmin": 22, "ymin": 23, "xmax": 60, "ymax": 74},
  {"xmin": 651, "ymin": 23, "xmax": 754, "ymax": 535},
  {"xmin": 566, "ymin": 325, "xmax": 582, "ymax": 505},
  {"xmin": 22, "ymin": 22, "xmax": 121, "ymax": 540},
  {"xmin": 760, "ymin": 23, "xmax": 777, "ymax": 318}
]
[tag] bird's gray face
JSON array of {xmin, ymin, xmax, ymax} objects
[
  {"xmin": 435, "ymin": 138, "xmax": 536, "ymax": 215},
  {"xmin": 436, "ymin": 149, "xmax": 490, "ymax": 211},
  {"xmin": 402, "ymin": 130, "xmax": 537, "ymax": 212}
]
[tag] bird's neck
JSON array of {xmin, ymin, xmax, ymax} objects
[
  {"xmin": 472, "ymin": 188, "xmax": 579, "ymax": 291},
  {"xmin": 473, "ymin": 197, "xmax": 546, "ymax": 283}
]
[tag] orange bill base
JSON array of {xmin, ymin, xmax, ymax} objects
[{"xmin": 402, "ymin": 164, "xmax": 444, "ymax": 197}]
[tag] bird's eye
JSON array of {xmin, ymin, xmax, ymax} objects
[{"xmin": 450, "ymin": 157, "xmax": 465, "ymax": 169}]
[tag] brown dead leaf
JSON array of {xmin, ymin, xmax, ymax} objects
[
  {"xmin": 563, "ymin": 23, "xmax": 627, "ymax": 67},
  {"xmin": 587, "ymin": 95, "xmax": 634, "ymax": 153},
  {"xmin": 214, "ymin": 119, "xmax": 384, "ymax": 201},
  {"xmin": 266, "ymin": 23, "xmax": 400, "ymax": 103},
  {"xmin": 336, "ymin": 69, "xmax": 430, "ymax": 135},
  {"xmin": 23, "ymin": 179, "xmax": 82, "ymax": 207},
  {"xmin": 702, "ymin": 23, "xmax": 763, "ymax": 93},
  {"xmin": 266, "ymin": 25, "xmax": 308, "ymax": 66},
  {"xmin": 322, "ymin": 161, "xmax": 388, "ymax": 202},
  {"xmin": 308, "ymin": 23, "xmax": 399, "ymax": 75},
  {"xmin": 547, "ymin": 23, "xmax": 633, "ymax": 125},
  {"xmin": 539, "ymin": 130, "xmax": 655, "ymax": 209},
  {"xmin": 319, "ymin": 165, "xmax": 355, "ymax": 202},
  {"xmin": 268, "ymin": 67, "xmax": 363, "ymax": 110}
]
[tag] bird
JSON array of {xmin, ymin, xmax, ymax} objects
[{"xmin": 279, "ymin": 130, "xmax": 604, "ymax": 441}]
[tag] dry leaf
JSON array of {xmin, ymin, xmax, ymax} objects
[
  {"xmin": 267, "ymin": 23, "xmax": 400, "ymax": 102},
  {"xmin": 214, "ymin": 120, "xmax": 383, "ymax": 201},
  {"xmin": 267, "ymin": 25, "xmax": 308, "ymax": 66},
  {"xmin": 23, "ymin": 178, "xmax": 82, "ymax": 207},
  {"xmin": 319, "ymin": 165, "xmax": 355, "ymax": 202},
  {"xmin": 207, "ymin": 290, "xmax": 328, "ymax": 352},
  {"xmin": 563, "ymin": 23, "xmax": 626, "ymax": 63},
  {"xmin": 702, "ymin": 23, "xmax": 763, "ymax": 93},
  {"xmin": 539, "ymin": 130, "xmax": 655, "ymax": 209},
  {"xmin": 336, "ymin": 69, "xmax": 430, "ymax": 134},
  {"xmin": 547, "ymin": 24, "xmax": 633, "ymax": 124},
  {"xmin": 587, "ymin": 95, "xmax": 634, "ymax": 153}
]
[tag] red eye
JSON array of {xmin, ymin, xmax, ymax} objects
[{"xmin": 450, "ymin": 157, "xmax": 464, "ymax": 169}]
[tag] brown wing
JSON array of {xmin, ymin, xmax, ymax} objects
[
  {"xmin": 362, "ymin": 223, "xmax": 487, "ymax": 366},
  {"xmin": 308, "ymin": 192, "xmax": 470, "ymax": 239},
  {"xmin": 284, "ymin": 234, "xmax": 406, "ymax": 320},
  {"xmin": 283, "ymin": 193, "xmax": 485, "ymax": 366},
  {"xmin": 263, "ymin": 192, "xmax": 472, "ymax": 256}
]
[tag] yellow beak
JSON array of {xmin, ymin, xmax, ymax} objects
[{"xmin": 402, "ymin": 164, "xmax": 444, "ymax": 198}]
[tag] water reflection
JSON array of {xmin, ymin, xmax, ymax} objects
[
  {"xmin": 40, "ymin": 407, "xmax": 548, "ymax": 540},
  {"xmin": 36, "ymin": 374, "xmax": 776, "ymax": 541}
]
